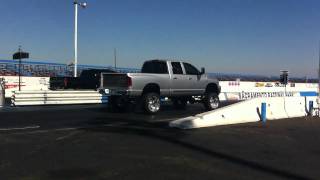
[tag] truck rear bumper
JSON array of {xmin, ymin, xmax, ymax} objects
[{"xmin": 99, "ymin": 88, "xmax": 142, "ymax": 97}]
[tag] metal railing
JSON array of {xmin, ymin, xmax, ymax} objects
[{"xmin": 11, "ymin": 90, "xmax": 108, "ymax": 106}]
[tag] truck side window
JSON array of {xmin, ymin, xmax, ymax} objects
[
  {"xmin": 171, "ymin": 62, "xmax": 183, "ymax": 74},
  {"xmin": 141, "ymin": 61, "xmax": 168, "ymax": 74},
  {"xmin": 157, "ymin": 62, "xmax": 169, "ymax": 74},
  {"xmin": 183, "ymin": 63, "xmax": 199, "ymax": 75}
]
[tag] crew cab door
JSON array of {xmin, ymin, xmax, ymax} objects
[
  {"xmin": 141, "ymin": 60, "xmax": 171, "ymax": 96},
  {"xmin": 170, "ymin": 62, "xmax": 188, "ymax": 96},
  {"xmin": 182, "ymin": 62, "xmax": 204, "ymax": 95}
]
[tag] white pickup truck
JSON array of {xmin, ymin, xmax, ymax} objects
[{"xmin": 100, "ymin": 60, "xmax": 221, "ymax": 114}]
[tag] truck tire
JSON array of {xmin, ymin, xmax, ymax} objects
[
  {"xmin": 203, "ymin": 92, "xmax": 219, "ymax": 111},
  {"xmin": 173, "ymin": 98, "xmax": 187, "ymax": 109},
  {"xmin": 142, "ymin": 92, "xmax": 160, "ymax": 114}
]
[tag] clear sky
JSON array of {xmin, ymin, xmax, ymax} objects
[{"xmin": 1, "ymin": 0, "xmax": 320, "ymax": 77}]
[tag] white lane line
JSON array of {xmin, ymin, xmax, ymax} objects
[
  {"xmin": 152, "ymin": 118, "xmax": 178, "ymax": 122},
  {"xmin": 6, "ymin": 127, "xmax": 82, "ymax": 135},
  {"xmin": 56, "ymin": 131, "xmax": 82, "ymax": 141},
  {"xmin": 0, "ymin": 125, "xmax": 40, "ymax": 131},
  {"xmin": 4, "ymin": 120, "xmax": 172, "ymax": 135},
  {"xmin": 24, "ymin": 124, "xmax": 164, "ymax": 134}
]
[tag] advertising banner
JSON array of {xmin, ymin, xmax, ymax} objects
[
  {"xmin": 219, "ymin": 81, "xmax": 318, "ymax": 101},
  {"xmin": 0, "ymin": 76, "xmax": 50, "ymax": 97}
]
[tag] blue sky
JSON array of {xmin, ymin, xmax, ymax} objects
[{"xmin": 1, "ymin": 0, "xmax": 320, "ymax": 77}]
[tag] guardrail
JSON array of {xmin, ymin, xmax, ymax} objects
[{"xmin": 11, "ymin": 90, "xmax": 108, "ymax": 106}]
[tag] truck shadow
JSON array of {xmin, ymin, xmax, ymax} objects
[
  {"xmin": 47, "ymin": 168, "xmax": 98, "ymax": 179},
  {"xmin": 88, "ymin": 100, "xmax": 238, "ymax": 116}
]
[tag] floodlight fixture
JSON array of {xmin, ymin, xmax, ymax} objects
[{"xmin": 79, "ymin": 2, "xmax": 87, "ymax": 8}]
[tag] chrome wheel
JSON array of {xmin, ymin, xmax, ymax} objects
[
  {"xmin": 203, "ymin": 92, "xmax": 219, "ymax": 111},
  {"xmin": 147, "ymin": 95, "xmax": 160, "ymax": 112},
  {"xmin": 142, "ymin": 92, "xmax": 161, "ymax": 114},
  {"xmin": 209, "ymin": 96, "xmax": 219, "ymax": 109}
]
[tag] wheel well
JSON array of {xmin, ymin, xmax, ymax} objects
[
  {"xmin": 206, "ymin": 83, "xmax": 220, "ymax": 94},
  {"xmin": 142, "ymin": 83, "xmax": 160, "ymax": 95}
]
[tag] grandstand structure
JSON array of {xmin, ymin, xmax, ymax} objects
[
  {"xmin": 0, "ymin": 59, "xmax": 316, "ymax": 83},
  {"xmin": 0, "ymin": 59, "xmax": 140, "ymax": 77}
]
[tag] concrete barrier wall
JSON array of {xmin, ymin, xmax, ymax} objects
[{"xmin": 170, "ymin": 96, "xmax": 318, "ymax": 129}]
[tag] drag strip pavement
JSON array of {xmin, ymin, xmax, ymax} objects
[
  {"xmin": 0, "ymin": 104, "xmax": 208, "ymax": 134},
  {"xmin": 1, "ymin": 103, "xmax": 319, "ymax": 180},
  {"xmin": 0, "ymin": 125, "xmax": 40, "ymax": 131}
]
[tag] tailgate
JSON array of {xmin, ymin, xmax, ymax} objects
[{"xmin": 100, "ymin": 73, "xmax": 129, "ymax": 88}]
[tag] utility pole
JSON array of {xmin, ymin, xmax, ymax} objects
[
  {"xmin": 317, "ymin": 41, "xmax": 320, "ymax": 116},
  {"xmin": 114, "ymin": 48, "xmax": 117, "ymax": 70}
]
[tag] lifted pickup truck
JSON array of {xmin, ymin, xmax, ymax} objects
[{"xmin": 100, "ymin": 60, "xmax": 221, "ymax": 114}]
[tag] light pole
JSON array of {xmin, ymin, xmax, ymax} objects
[
  {"xmin": 280, "ymin": 70, "xmax": 289, "ymax": 95},
  {"xmin": 318, "ymin": 41, "xmax": 320, "ymax": 116},
  {"xmin": 74, "ymin": 0, "xmax": 87, "ymax": 77}
]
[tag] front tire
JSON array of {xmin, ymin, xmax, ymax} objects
[
  {"xmin": 142, "ymin": 92, "xmax": 161, "ymax": 114},
  {"xmin": 203, "ymin": 92, "xmax": 219, "ymax": 111}
]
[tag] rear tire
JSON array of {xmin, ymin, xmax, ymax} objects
[
  {"xmin": 142, "ymin": 92, "xmax": 160, "ymax": 114},
  {"xmin": 203, "ymin": 92, "xmax": 219, "ymax": 111}
]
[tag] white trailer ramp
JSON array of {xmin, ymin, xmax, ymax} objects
[{"xmin": 170, "ymin": 96, "xmax": 318, "ymax": 129}]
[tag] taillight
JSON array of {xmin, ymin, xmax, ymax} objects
[{"xmin": 127, "ymin": 76, "xmax": 132, "ymax": 87}]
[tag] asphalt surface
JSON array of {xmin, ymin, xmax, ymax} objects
[{"xmin": 0, "ymin": 103, "xmax": 320, "ymax": 180}]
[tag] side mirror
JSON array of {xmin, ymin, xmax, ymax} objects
[{"xmin": 200, "ymin": 67, "xmax": 205, "ymax": 75}]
